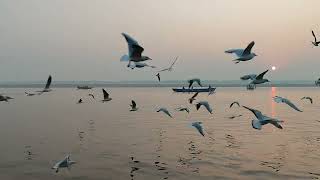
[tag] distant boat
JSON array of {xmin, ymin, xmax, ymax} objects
[
  {"xmin": 77, "ymin": 86, "xmax": 93, "ymax": 90},
  {"xmin": 172, "ymin": 86, "xmax": 216, "ymax": 93}
]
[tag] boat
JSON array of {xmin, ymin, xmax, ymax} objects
[
  {"xmin": 77, "ymin": 85, "xmax": 93, "ymax": 90},
  {"xmin": 172, "ymin": 86, "xmax": 216, "ymax": 93}
]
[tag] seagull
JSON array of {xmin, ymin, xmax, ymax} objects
[
  {"xmin": 129, "ymin": 62, "xmax": 156, "ymax": 69},
  {"xmin": 225, "ymin": 41, "xmax": 257, "ymax": 63},
  {"xmin": 77, "ymin": 99, "xmax": 83, "ymax": 104},
  {"xmin": 189, "ymin": 92, "xmax": 199, "ymax": 104},
  {"xmin": 156, "ymin": 73, "xmax": 161, "ymax": 82},
  {"xmin": 240, "ymin": 74, "xmax": 257, "ymax": 81},
  {"xmin": 157, "ymin": 108, "xmax": 173, "ymax": 118},
  {"xmin": 242, "ymin": 106, "xmax": 283, "ymax": 130},
  {"xmin": 273, "ymin": 96, "xmax": 303, "ymax": 112},
  {"xmin": 195, "ymin": 101, "xmax": 213, "ymax": 114},
  {"xmin": 37, "ymin": 75, "xmax": 52, "ymax": 94},
  {"xmin": 191, "ymin": 122, "xmax": 205, "ymax": 136},
  {"xmin": 188, "ymin": 78, "xmax": 202, "ymax": 88},
  {"xmin": 121, "ymin": 33, "xmax": 152, "ymax": 67},
  {"xmin": 52, "ymin": 155, "xmax": 76, "ymax": 173},
  {"xmin": 25, "ymin": 92, "xmax": 36, "ymax": 96},
  {"xmin": 312, "ymin": 30, "xmax": 320, "ymax": 46},
  {"xmin": 301, "ymin": 96, "xmax": 313, "ymax": 104},
  {"xmin": 250, "ymin": 70, "xmax": 269, "ymax": 85},
  {"xmin": 130, "ymin": 100, "xmax": 138, "ymax": 111},
  {"xmin": 175, "ymin": 107, "xmax": 190, "ymax": 113},
  {"xmin": 101, "ymin": 89, "xmax": 112, "ymax": 102},
  {"xmin": 0, "ymin": 95, "xmax": 13, "ymax": 102},
  {"xmin": 227, "ymin": 115, "xmax": 242, "ymax": 119},
  {"xmin": 88, "ymin": 94, "xmax": 95, "ymax": 99},
  {"xmin": 158, "ymin": 56, "xmax": 179, "ymax": 72},
  {"xmin": 230, "ymin": 101, "xmax": 240, "ymax": 108}
]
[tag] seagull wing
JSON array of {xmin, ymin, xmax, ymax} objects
[
  {"xmin": 169, "ymin": 56, "xmax": 179, "ymax": 68},
  {"xmin": 283, "ymin": 99, "xmax": 303, "ymax": 112},
  {"xmin": 191, "ymin": 92, "xmax": 199, "ymax": 99},
  {"xmin": 230, "ymin": 101, "xmax": 240, "ymax": 108},
  {"xmin": 192, "ymin": 122, "xmax": 204, "ymax": 136},
  {"xmin": 267, "ymin": 120, "xmax": 283, "ymax": 129},
  {"xmin": 102, "ymin": 89, "xmax": 109, "ymax": 99},
  {"xmin": 251, "ymin": 119, "xmax": 262, "ymax": 130},
  {"xmin": 312, "ymin": 30, "xmax": 317, "ymax": 42},
  {"xmin": 122, "ymin": 33, "xmax": 140, "ymax": 58},
  {"xmin": 131, "ymin": 100, "xmax": 136, "ymax": 108},
  {"xmin": 45, "ymin": 75, "xmax": 52, "ymax": 89},
  {"xmin": 242, "ymin": 106, "xmax": 264, "ymax": 120},
  {"xmin": 203, "ymin": 102, "xmax": 212, "ymax": 113},
  {"xmin": 242, "ymin": 41, "xmax": 255, "ymax": 56},
  {"xmin": 225, "ymin": 49, "xmax": 244, "ymax": 57},
  {"xmin": 131, "ymin": 44, "xmax": 144, "ymax": 59},
  {"xmin": 256, "ymin": 70, "xmax": 269, "ymax": 80}
]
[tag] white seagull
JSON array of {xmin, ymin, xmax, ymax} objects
[
  {"xmin": 242, "ymin": 106, "xmax": 283, "ymax": 130},
  {"xmin": 196, "ymin": 101, "xmax": 213, "ymax": 114},
  {"xmin": 157, "ymin": 108, "xmax": 173, "ymax": 118},
  {"xmin": 37, "ymin": 75, "xmax": 52, "ymax": 94},
  {"xmin": 250, "ymin": 70, "xmax": 269, "ymax": 85},
  {"xmin": 191, "ymin": 122, "xmax": 205, "ymax": 136},
  {"xmin": 225, "ymin": 41, "xmax": 257, "ymax": 63},
  {"xmin": 273, "ymin": 96, "xmax": 303, "ymax": 112},
  {"xmin": 121, "ymin": 33, "xmax": 152, "ymax": 67},
  {"xmin": 52, "ymin": 155, "xmax": 76, "ymax": 173},
  {"xmin": 158, "ymin": 56, "xmax": 179, "ymax": 72},
  {"xmin": 101, "ymin": 89, "xmax": 112, "ymax": 102},
  {"xmin": 130, "ymin": 100, "xmax": 138, "ymax": 111}
]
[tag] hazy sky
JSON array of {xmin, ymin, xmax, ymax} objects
[{"xmin": 0, "ymin": 0, "xmax": 320, "ymax": 81}]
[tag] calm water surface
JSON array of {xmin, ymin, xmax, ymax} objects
[{"xmin": 0, "ymin": 87, "xmax": 320, "ymax": 180}]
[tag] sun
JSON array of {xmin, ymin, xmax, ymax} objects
[{"xmin": 272, "ymin": 66, "xmax": 276, "ymax": 71}]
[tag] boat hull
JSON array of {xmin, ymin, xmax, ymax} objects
[{"xmin": 172, "ymin": 87, "xmax": 216, "ymax": 93}]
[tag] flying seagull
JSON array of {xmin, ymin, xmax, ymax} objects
[
  {"xmin": 101, "ymin": 89, "xmax": 112, "ymax": 102},
  {"xmin": 25, "ymin": 92, "xmax": 36, "ymax": 96},
  {"xmin": 121, "ymin": 33, "xmax": 152, "ymax": 67},
  {"xmin": 312, "ymin": 30, "xmax": 320, "ymax": 46},
  {"xmin": 88, "ymin": 94, "xmax": 95, "ymax": 99},
  {"xmin": 156, "ymin": 73, "xmax": 161, "ymax": 82},
  {"xmin": 52, "ymin": 155, "xmax": 76, "ymax": 173},
  {"xmin": 225, "ymin": 41, "xmax": 257, "ymax": 63},
  {"xmin": 188, "ymin": 78, "xmax": 202, "ymax": 88},
  {"xmin": 273, "ymin": 96, "xmax": 303, "ymax": 112},
  {"xmin": 37, "ymin": 75, "xmax": 52, "ymax": 94},
  {"xmin": 240, "ymin": 74, "xmax": 257, "ymax": 81},
  {"xmin": 196, "ymin": 101, "xmax": 213, "ymax": 114},
  {"xmin": 0, "ymin": 95, "xmax": 13, "ymax": 102},
  {"xmin": 191, "ymin": 122, "xmax": 205, "ymax": 136},
  {"xmin": 129, "ymin": 62, "xmax": 156, "ymax": 69},
  {"xmin": 130, "ymin": 100, "xmax": 138, "ymax": 111},
  {"xmin": 250, "ymin": 70, "xmax": 269, "ymax": 85},
  {"xmin": 242, "ymin": 106, "xmax": 283, "ymax": 130},
  {"xmin": 158, "ymin": 56, "xmax": 179, "ymax": 72},
  {"xmin": 230, "ymin": 101, "xmax": 240, "ymax": 108},
  {"xmin": 301, "ymin": 96, "xmax": 313, "ymax": 104},
  {"xmin": 189, "ymin": 92, "xmax": 199, "ymax": 104},
  {"xmin": 157, "ymin": 108, "xmax": 173, "ymax": 118},
  {"xmin": 77, "ymin": 99, "xmax": 83, "ymax": 104},
  {"xmin": 175, "ymin": 107, "xmax": 190, "ymax": 113}
]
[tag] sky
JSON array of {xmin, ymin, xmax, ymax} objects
[{"xmin": 0, "ymin": 0, "xmax": 320, "ymax": 82}]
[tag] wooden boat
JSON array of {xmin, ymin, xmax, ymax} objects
[
  {"xmin": 172, "ymin": 86, "xmax": 216, "ymax": 93},
  {"xmin": 77, "ymin": 85, "xmax": 93, "ymax": 90}
]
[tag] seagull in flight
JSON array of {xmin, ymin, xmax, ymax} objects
[
  {"xmin": 301, "ymin": 96, "xmax": 313, "ymax": 104},
  {"xmin": 188, "ymin": 78, "xmax": 202, "ymax": 88},
  {"xmin": 225, "ymin": 41, "xmax": 257, "ymax": 63},
  {"xmin": 121, "ymin": 33, "xmax": 152, "ymax": 67},
  {"xmin": 312, "ymin": 30, "xmax": 320, "ymax": 46},
  {"xmin": 158, "ymin": 56, "xmax": 179, "ymax": 72},
  {"xmin": 130, "ymin": 100, "xmax": 138, "ymax": 111},
  {"xmin": 189, "ymin": 92, "xmax": 199, "ymax": 104},
  {"xmin": 273, "ymin": 96, "xmax": 303, "ymax": 112},
  {"xmin": 52, "ymin": 155, "xmax": 76, "ymax": 173},
  {"xmin": 242, "ymin": 106, "xmax": 283, "ymax": 130},
  {"xmin": 230, "ymin": 101, "xmax": 240, "ymax": 108},
  {"xmin": 77, "ymin": 99, "xmax": 83, "ymax": 104},
  {"xmin": 250, "ymin": 70, "xmax": 269, "ymax": 85},
  {"xmin": 101, "ymin": 89, "xmax": 112, "ymax": 102},
  {"xmin": 157, "ymin": 108, "xmax": 173, "ymax": 118},
  {"xmin": 196, "ymin": 101, "xmax": 213, "ymax": 114},
  {"xmin": 0, "ymin": 95, "xmax": 13, "ymax": 102},
  {"xmin": 227, "ymin": 115, "xmax": 242, "ymax": 119},
  {"xmin": 175, "ymin": 107, "xmax": 190, "ymax": 113},
  {"xmin": 191, "ymin": 122, "xmax": 205, "ymax": 136},
  {"xmin": 156, "ymin": 73, "xmax": 161, "ymax": 82},
  {"xmin": 37, "ymin": 75, "xmax": 52, "ymax": 94}
]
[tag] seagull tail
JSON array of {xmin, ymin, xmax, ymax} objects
[
  {"xmin": 233, "ymin": 60, "xmax": 240, "ymax": 64},
  {"xmin": 120, "ymin": 55, "xmax": 130, "ymax": 62}
]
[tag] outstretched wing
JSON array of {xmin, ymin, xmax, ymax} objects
[
  {"xmin": 242, "ymin": 41, "xmax": 255, "ymax": 56},
  {"xmin": 131, "ymin": 100, "xmax": 136, "ymax": 108},
  {"xmin": 242, "ymin": 106, "xmax": 264, "ymax": 120},
  {"xmin": 312, "ymin": 30, "xmax": 317, "ymax": 42},
  {"xmin": 191, "ymin": 92, "xmax": 199, "ymax": 99},
  {"xmin": 283, "ymin": 99, "xmax": 303, "ymax": 112},
  {"xmin": 169, "ymin": 56, "xmax": 179, "ymax": 68},
  {"xmin": 122, "ymin": 33, "xmax": 143, "ymax": 58},
  {"xmin": 102, "ymin": 89, "xmax": 109, "ymax": 99},
  {"xmin": 131, "ymin": 44, "xmax": 144, "ymax": 59},
  {"xmin": 45, "ymin": 75, "xmax": 52, "ymax": 89},
  {"xmin": 256, "ymin": 70, "xmax": 269, "ymax": 80}
]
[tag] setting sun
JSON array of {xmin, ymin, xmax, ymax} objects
[{"xmin": 272, "ymin": 66, "xmax": 276, "ymax": 71}]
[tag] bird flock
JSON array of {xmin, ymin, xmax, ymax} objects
[{"xmin": 1, "ymin": 31, "xmax": 318, "ymax": 174}]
